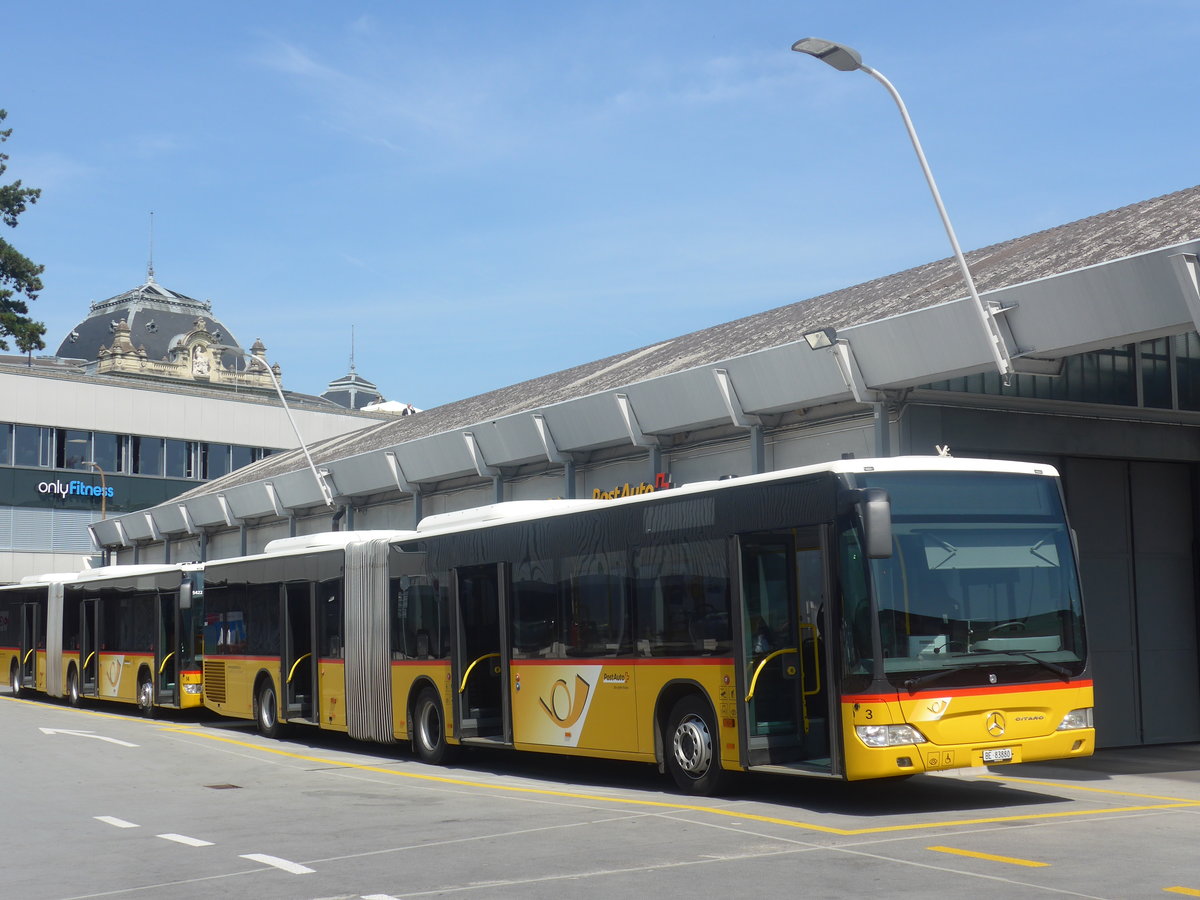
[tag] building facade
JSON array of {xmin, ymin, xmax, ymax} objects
[
  {"xmin": 95, "ymin": 186, "xmax": 1200, "ymax": 749},
  {"xmin": 0, "ymin": 277, "xmax": 389, "ymax": 582}
]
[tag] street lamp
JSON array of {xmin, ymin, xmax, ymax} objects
[
  {"xmin": 791, "ymin": 38, "xmax": 1013, "ymax": 380},
  {"xmin": 219, "ymin": 347, "xmax": 336, "ymax": 509},
  {"xmin": 83, "ymin": 461, "xmax": 107, "ymax": 519},
  {"xmin": 67, "ymin": 436, "xmax": 108, "ymax": 520}
]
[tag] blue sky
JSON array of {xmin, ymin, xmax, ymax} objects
[{"xmin": 5, "ymin": 1, "xmax": 1199, "ymax": 409}]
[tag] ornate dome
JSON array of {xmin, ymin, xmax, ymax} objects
[{"xmin": 56, "ymin": 276, "xmax": 248, "ymax": 366}]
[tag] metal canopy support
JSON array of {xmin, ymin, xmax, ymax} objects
[
  {"xmin": 384, "ymin": 451, "xmax": 425, "ymax": 526},
  {"xmin": 714, "ymin": 368, "xmax": 766, "ymax": 474},
  {"xmin": 216, "ymin": 494, "xmax": 237, "ymax": 528},
  {"xmin": 873, "ymin": 403, "xmax": 892, "ymax": 458},
  {"xmin": 113, "ymin": 520, "xmax": 129, "ymax": 548},
  {"xmin": 830, "ymin": 340, "xmax": 878, "ymax": 404},
  {"xmin": 1170, "ymin": 253, "xmax": 1200, "ymax": 332},
  {"xmin": 532, "ymin": 413, "xmax": 576, "ymax": 498},
  {"xmin": 178, "ymin": 504, "xmax": 197, "ymax": 535},
  {"xmin": 615, "ymin": 393, "xmax": 662, "ymax": 482},
  {"xmin": 144, "ymin": 512, "xmax": 163, "ymax": 542},
  {"xmin": 462, "ymin": 432, "xmax": 504, "ymax": 504},
  {"xmin": 265, "ymin": 482, "xmax": 287, "ymax": 519}
]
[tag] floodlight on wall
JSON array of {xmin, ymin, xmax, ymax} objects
[
  {"xmin": 803, "ymin": 327, "xmax": 838, "ymax": 350},
  {"xmin": 791, "ymin": 37, "xmax": 1013, "ymax": 380}
]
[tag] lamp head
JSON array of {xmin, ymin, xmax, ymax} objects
[{"xmin": 791, "ymin": 38, "xmax": 863, "ymax": 72}]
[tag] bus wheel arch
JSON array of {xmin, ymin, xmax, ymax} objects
[
  {"xmin": 657, "ymin": 684, "xmax": 730, "ymax": 796},
  {"xmin": 411, "ymin": 683, "xmax": 453, "ymax": 765},
  {"xmin": 136, "ymin": 667, "xmax": 155, "ymax": 718},
  {"xmin": 253, "ymin": 671, "xmax": 281, "ymax": 739}
]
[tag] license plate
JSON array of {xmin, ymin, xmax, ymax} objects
[{"xmin": 983, "ymin": 747, "xmax": 1013, "ymax": 763}]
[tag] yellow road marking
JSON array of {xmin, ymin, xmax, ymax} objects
[
  {"xmin": 158, "ymin": 724, "xmax": 1200, "ymax": 837},
  {"xmin": 928, "ymin": 845, "xmax": 1048, "ymax": 867},
  {"xmin": 1165, "ymin": 888, "xmax": 1200, "ymax": 897},
  {"xmin": 12, "ymin": 697, "xmax": 1200, "ymax": 838}
]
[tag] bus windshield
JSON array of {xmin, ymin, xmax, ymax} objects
[{"xmin": 844, "ymin": 470, "xmax": 1086, "ymax": 689}]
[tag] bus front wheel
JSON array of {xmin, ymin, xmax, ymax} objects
[
  {"xmin": 413, "ymin": 687, "xmax": 451, "ymax": 765},
  {"xmin": 137, "ymin": 671, "xmax": 155, "ymax": 718},
  {"xmin": 9, "ymin": 662, "xmax": 19, "ymax": 697},
  {"xmin": 665, "ymin": 695, "xmax": 728, "ymax": 796},
  {"xmin": 256, "ymin": 680, "xmax": 281, "ymax": 739}
]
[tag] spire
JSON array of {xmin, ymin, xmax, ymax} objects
[
  {"xmin": 349, "ymin": 324, "xmax": 356, "ymax": 373},
  {"xmin": 146, "ymin": 210, "xmax": 156, "ymax": 283}
]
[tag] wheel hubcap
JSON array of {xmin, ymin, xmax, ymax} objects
[
  {"xmin": 419, "ymin": 702, "xmax": 440, "ymax": 750},
  {"xmin": 673, "ymin": 714, "xmax": 712, "ymax": 777},
  {"xmin": 262, "ymin": 691, "xmax": 276, "ymax": 727}
]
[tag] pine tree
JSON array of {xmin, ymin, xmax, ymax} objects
[{"xmin": 0, "ymin": 108, "xmax": 47, "ymax": 354}]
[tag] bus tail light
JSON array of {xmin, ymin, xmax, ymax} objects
[
  {"xmin": 855, "ymin": 723, "xmax": 928, "ymax": 748},
  {"xmin": 1056, "ymin": 707, "xmax": 1093, "ymax": 731}
]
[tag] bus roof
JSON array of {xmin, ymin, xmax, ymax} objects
[{"xmin": 409, "ymin": 455, "xmax": 1060, "ymax": 537}]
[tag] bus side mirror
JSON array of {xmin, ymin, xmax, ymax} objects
[
  {"xmin": 179, "ymin": 582, "xmax": 192, "ymax": 610},
  {"xmin": 862, "ymin": 489, "xmax": 893, "ymax": 559},
  {"xmin": 841, "ymin": 488, "xmax": 893, "ymax": 559}
]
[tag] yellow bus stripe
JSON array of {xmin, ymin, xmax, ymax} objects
[
  {"xmin": 157, "ymin": 724, "xmax": 1200, "ymax": 837},
  {"xmin": 927, "ymin": 846, "xmax": 1048, "ymax": 867}
]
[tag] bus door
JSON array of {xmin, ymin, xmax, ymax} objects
[
  {"xmin": 452, "ymin": 563, "xmax": 511, "ymax": 745},
  {"xmin": 737, "ymin": 529, "xmax": 835, "ymax": 774},
  {"xmin": 283, "ymin": 583, "xmax": 317, "ymax": 723},
  {"xmin": 156, "ymin": 591, "xmax": 181, "ymax": 707},
  {"xmin": 17, "ymin": 602, "xmax": 40, "ymax": 692},
  {"xmin": 79, "ymin": 599, "xmax": 100, "ymax": 698}
]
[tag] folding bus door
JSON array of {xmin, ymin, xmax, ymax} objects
[
  {"xmin": 283, "ymin": 582, "xmax": 317, "ymax": 724},
  {"xmin": 156, "ymin": 591, "xmax": 181, "ymax": 707},
  {"xmin": 737, "ymin": 529, "xmax": 836, "ymax": 775},
  {"xmin": 18, "ymin": 602, "xmax": 40, "ymax": 692},
  {"xmin": 452, "ymin": 563, "xmax": 511, "ymax": 745},
  {"xmin": 79, "ymin": 599, "xmax": 100, "ymax": 699}
]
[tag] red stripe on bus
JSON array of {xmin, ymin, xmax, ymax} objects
[
  {"xmin": 843, "ymin": 679, "xmax": 1093, "ymax": 704},
  {"xmin": 511, "ymin": 657, "xmax": 734, "ymax": 667}
]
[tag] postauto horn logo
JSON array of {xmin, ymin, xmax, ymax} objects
[{"xmin": 37, "ymin": 479, "xmax": 114, "ymax": 499}]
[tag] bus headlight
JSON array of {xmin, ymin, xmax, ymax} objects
[
  {"xmin": 856, "ymin": 724, "xmax": 928, "ymax": 747},
  {"xmin": 1056, "ymin": 707, "xmax": 1093, "ymax": 730},
  {"xmin": 184, "ymin": 684, "xmax": 202, "ymax": 695}
]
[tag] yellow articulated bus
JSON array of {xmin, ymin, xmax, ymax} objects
[
  {"xmin": 1, "ymin": 564, "xmax": 202, "ymax": 713},
  {"xmin": 195, "ymin": 455, "xmax": 1092, "ymax": 794}
]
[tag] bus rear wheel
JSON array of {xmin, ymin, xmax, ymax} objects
[
  {"xmin": 256, "ymin": 680, "xmax": 281, "ymax": 739},
  {"xmin": 9, "ymin": 662, "xmax": 19, "ymax": 697},
  {"xmin": 412, "ymin": 687, "xmax": 451, "ymax": 765},
  {"xmin": 67, "ymin": 668, "xmax": 81, "ymax": 707},
  {"xmin": 665, "ymin": 695, "xmax": 728, "ymax": 796}
]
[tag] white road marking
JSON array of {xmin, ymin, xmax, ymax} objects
[
  {"xmin": 158, "ymin": 833, "xmax": 214, "ymax": 847},
  {"xmin": 41, "ymin": 727, "xmax": 138, "ymax": 748},
  {"xmin": 362, "ymin": 895, "xmax": 402, "ymax": 900},
  {"xmin": 239, "ymin": 853, "xmax": 315, "ymax": 874},
  {"xmin": 95, "ymin": 815, "xmax": 139, "ymax": 828}
]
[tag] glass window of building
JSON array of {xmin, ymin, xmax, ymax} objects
[
  {"xmin": 92, "ymin": 432, "xmax": 121, "ymax": 473},
  {"xmin": 13, "ymin": 425, "xmax": 52, "ymax": 467},
  {"xmin": 0, "ymin": 423, "xmax": 11, "ymax": 465},
  {"xmin": 202, "ymin": 443, "xmax": 231, "ymax": 480},
  {"xmin": 57, "ymin": 429, "xmax": 91, "ymax": 469},
  {"xmin": 231, "ymin": 445, "xmax": 254, "ymax": 471},
  {"xmin": 164, "ymin": 439, "xmax": 191, "ymax": 479},
  {"xmin": 132, "ymin": 436, "xmax": 164, "ymax": 475}
]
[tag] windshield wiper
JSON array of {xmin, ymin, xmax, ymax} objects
[
  {"xmin": 984, "ymin": 650, "xmax": 1072, "ymax": 681},
  {"xmin": 903, "ymin": 662, "xmax": 991, "ymax": 693}
]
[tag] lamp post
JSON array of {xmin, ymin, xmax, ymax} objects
[
  {"xmin": 219, "ymin": 346, "xmax": 336, "ymax": 509},
  {"xmin": 83, "ymin": 461, "xmax": 107, "ymax": 519},
  {"xmin": 791, "ymin": 38, "xmax": 1013, "ymax": 380}
]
